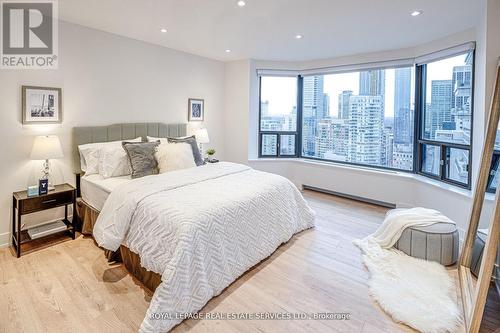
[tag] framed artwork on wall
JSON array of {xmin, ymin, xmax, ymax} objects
[
  {"xmin": 22, "ymin": 86, "xmax": 62, "ymax": 124},
  {"xmin": 188, "ymin": 98, "xmax": 204, "ymax": 121}
]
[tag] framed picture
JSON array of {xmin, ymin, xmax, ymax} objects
[
  {"xmin": 188, "ymin": 98, "xmax": 204, "ymax": 121},
  {"xmin": 22, "ymin": 86, "xmax": 62, "ymax": 124}
]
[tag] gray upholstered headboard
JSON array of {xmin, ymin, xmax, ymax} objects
[{"xmin": 72, "ymin": 123, "xmax": 187, "ymax": 174}]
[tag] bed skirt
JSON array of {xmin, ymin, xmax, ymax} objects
[{"xmin": 76, "ymin": 198, "xmax": 162, "ymax": 292}]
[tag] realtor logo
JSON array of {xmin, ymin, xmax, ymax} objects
[{"xmin": 1, "ymin": 0, "xmax": 58, "ymax": 69}]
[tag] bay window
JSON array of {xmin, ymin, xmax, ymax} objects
[{"xmin": 257, "ymin": 43, "xmax": 475, "ymax": 190}]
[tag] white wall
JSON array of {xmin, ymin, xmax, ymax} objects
[
  {"xmin": 224, "ymin": 60, "xmax": 251, "ymax": 164},
  {"xmin": 223, "ymin": 5, "xmax": 500, "ymax": 236},
  {"xmin": 0, "ymin": 21, "xmax": 226, "ymax": 246}
]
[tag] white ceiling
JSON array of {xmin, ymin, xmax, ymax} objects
[{"xmin": 59, "ymin": 0, "xmax": 480, "ymax": 62}]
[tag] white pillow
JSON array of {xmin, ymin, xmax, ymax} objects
[
  {"xmin": 78, "ymin": 137, "xmax": 141, "ymax": 175},
  {"xmin": 147, "ymin": 136, "xmax": 168, "ymax": 143},
  {"xmin": 98, "ymin": 146, "xmax": 131, "ymax": 178},
  {"xmin": 147, "ymin": 135, "xmax": 190, "ymax": 143},
  {"xmin": 155, "ymin": 142, "xmax": 196, "ymax": 173}
]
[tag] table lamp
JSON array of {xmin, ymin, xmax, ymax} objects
[
  {"xmin": 195, "ymin": 128, "xmax": 210, "ymax": 156},
  {"xmin": 30, "ymin": 135, "xmax": 64, "ymax": 191}
]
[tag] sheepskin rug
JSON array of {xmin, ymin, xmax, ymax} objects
[{"xmin": 354, "ymin": 240, "xmax": 462, "ymax": 333}]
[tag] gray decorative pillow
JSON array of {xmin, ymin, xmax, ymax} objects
[
  {"xmin": 122, "ymin": 141, "xmax": 160, "ymax": 179},
  {"xmin": 167, "ymin": 135, "xmax": 204, "ymax": 166}
]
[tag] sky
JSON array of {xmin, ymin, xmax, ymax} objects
[{"xmin": 260, "ymin": 53, "xmax": 469, "ymax": 119}]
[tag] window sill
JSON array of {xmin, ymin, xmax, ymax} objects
[{"xmin": 248, "ymin": 157, "xmax": 496, "ymax": 202}]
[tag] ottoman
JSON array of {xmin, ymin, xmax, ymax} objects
[{"xmin": 394, "ymin": 223, "xmax": 459, "ymax": 266}]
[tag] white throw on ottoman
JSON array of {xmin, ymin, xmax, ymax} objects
[{"xmin": 394, "ymin": 223, "xmax": 459, "ymax": 266}]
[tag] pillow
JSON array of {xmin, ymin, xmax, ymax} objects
[
  {"xmin": 78, "ymin": 137, "xmax": 141, "ymax": 174},
  {"xmin": 155, "ymin": 143, "xmax": 196, "ymax": 173},
  {"xmin": 122, "ymin": 141, "xmax": 160, "ymax": 179},
  {"xmin": 167, "ymin": 135, "xmax": 204, "ymax": 166},
  {"xmin": 147, "ymin": 136, "xmax": 168, "ymax": 143},
  {"xmin": 98, "ymin": 146, "xmax": 132, "ymax": 179}
]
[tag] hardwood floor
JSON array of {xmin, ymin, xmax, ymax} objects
[{"xmin": 0, "ymin": 190, "xmax": 498, "ymax": 332}]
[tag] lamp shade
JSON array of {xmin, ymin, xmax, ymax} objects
[
  {"xmin": 195, "ymin": 128, "xmax": 210, "ymax": 144},
  {"xmin": 30, "ymin": 135, "xmax": 64, "ymax": 160}
]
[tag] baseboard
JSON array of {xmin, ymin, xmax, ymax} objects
[
  {"xmin": 303, "ymin": 185, "xmax": 396, "ymax": 209},
  {"xmin": 0, "ymin": 232, "xmax": 9, "ymax": 248}
]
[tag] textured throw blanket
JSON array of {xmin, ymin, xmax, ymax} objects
[
  {"xmin": 353, "ymin": 208, "xmax": 462, "ymax": 333},
  {"xmin": 94, "ymin": 162, "xmax": 315, "ymax": 332},
  {"xmin": 353, "ymin": 207, "xmax": 455, "ymax": 253}
]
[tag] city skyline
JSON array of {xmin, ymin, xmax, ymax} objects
[
  {"xmin": 260, "ymin": 53, "xmax": 472, "ymax": 184},
  {"xmin": 260, "ymin": 57, "xmax": 463, "ymax": 119}
]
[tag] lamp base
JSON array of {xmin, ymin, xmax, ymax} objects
[{"xmin": 42, "ymin": 160, "xmax": 56, "ymax": 191}]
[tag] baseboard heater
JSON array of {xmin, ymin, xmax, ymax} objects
[{"xmin": 302, "ymin": 185, "xmax": 396, "ymax": 209}]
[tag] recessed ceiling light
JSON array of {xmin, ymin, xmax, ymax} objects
[
  {"xmin": 160, "ymin": 28, "xmax": 167, "ymax": 33},
  {"xmin": 225, "ymin": 49, "xmax": 231, "ymax": 53},
  {"xmin": 410, "ymin": 10, "xmax": 423, "ymax": 16},
  {"xmin": 295, "ymin": 34, "xmax": 303, "ymax": 39},
  {"xmin": 237, "ymin": 0, "xmax": 246, "ymax": 7}
]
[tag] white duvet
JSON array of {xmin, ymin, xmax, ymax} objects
[{"xmin": 94, "ymin": 162, "xmax": 315, "ymax": 332}]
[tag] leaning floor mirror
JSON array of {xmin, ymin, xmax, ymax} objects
[{"xmin": 459, "ymin": 59, "xmax": 500, "ymax": 333}]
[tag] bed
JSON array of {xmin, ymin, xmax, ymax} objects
[{"xmin": 73, "ymin": 123, "xmax": 315, "ymax": 332}]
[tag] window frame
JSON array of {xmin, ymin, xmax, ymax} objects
[
  {"xmin": 415, "ymin": 50, "xmax": 475, "ymax": 190},
  {"xmin": 256, "ymin": 46, "xmax": 476, "ymax": 191},
  {"xmin": 258, "ymin": 75, "xmax": 301, "ymax": 158}
]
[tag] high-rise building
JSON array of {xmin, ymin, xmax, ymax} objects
[
  {"xmin": 322, "ymin": 93, "xmax": 330, "ymax": 119},
  {"xmin": 392, "ymin": 144, "xmax": 414, "ymax": 170},
  {"xmin": 381, "ymin": 127, "xmax": 394, "ymax": 167},
  {"xmin": 394, "ymin": 68, "xmax": 412, "ymax": 144},
  {"xmin": 359, "ymin": 70, "xmax": 385, "ymax": 97},
  {"xmin": 315, "ymin": 119, "xmax": 349, "ymax": 160},
  {"xmin": 302, "ymin": 76, "xmax": 325, "ymax": 156},
  {"xmin": 348, "ymin": 95, "xmax": 384, "ymax": 165},
  {"xmin": 261, "ymin": 100, "xmax": 269, "ymax": 116},
  {"xmin": 430, "ymin": 80, "xmax": 453, "ymax": 139},
  {"xmin": 338, "ymin": 90, "xmax": 352, "ymax": 119},
  {"xmin": 452, "ymin": 63, "xmax": 472, "ymax": 143},
  {"xmin": 452, "ymin": 65, "xmax": 472, "ymax": 111}
]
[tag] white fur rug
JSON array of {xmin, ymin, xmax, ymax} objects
[{"xmin": 354, "ymin": 240, "xmax": 462, "ymax": 333}]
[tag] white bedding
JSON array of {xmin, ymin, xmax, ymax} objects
[
  {"xmin": 81, "ymin": 174, "xmax": 131, "ymax": 211},
  {"xmin": 94, "ymin": 162, "xmax": 315, "ymax": 332}
]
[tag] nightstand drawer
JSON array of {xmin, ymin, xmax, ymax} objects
[{"xmin": 20, "ymin": 191, "xmax": 74, "ymax": 214}]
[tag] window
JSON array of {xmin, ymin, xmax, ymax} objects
[
  {"xmin": 259, "ymin": 76, "xmax": 298, "ymax": 157},
  {"xmin": 417, "ymin": 51, "xmax": 474, "ymax": 188},
  {"xmin": 256, "ymin": 44, "xmax": 475, "ymax": 190},
  {"xmin": 301, "ymin": 67, "xmax": 415, "ymax": 171}
]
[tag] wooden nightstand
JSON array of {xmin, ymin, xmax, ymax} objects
[{"xmin": 12, "ymin": 183, "xmax": 77, "ymax": 258}]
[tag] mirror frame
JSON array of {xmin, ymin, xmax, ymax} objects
[{"xmin": 459, "ymin": 60, "xmax": 500, "ymax": 333}]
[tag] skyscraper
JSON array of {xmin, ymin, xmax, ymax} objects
[
  {"xmin": 348, "ymin": 95, "xmax": 384, "ymax": 165},
  {"xmin": 359, "ymin": 70, "xmax": 385, "ymax": 97},
  {"xmin": 452, "ymin": 65, "xmax": 472, "ymax": 111},
  {"xmin": 315, "ymin": 119, "xmax": 349, "ymax": 160},
  {"xmin": 381, "ymin": 127, "xmax": 394, "ymax": 167},
  {"xmin": 430, "ymin": 80, "xmax": 453, "ymax": 139},
  {"xmin": 452, "ymin": 62, "xmax": 472, "ymax": 143},
  {"xmin": 302, "ymin": 76, "xmax": 325, "ymax": 156},
  {"xmin": 338, "ymin": 90, "xmax": 352, "ymax": 119},
  {"xmin": 394, "ymin": 68, "xmax": 412, "ymax": 144},
  {"xmin": 322, "ymin": 93, "xmax": 330, "ymax": 119}
]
